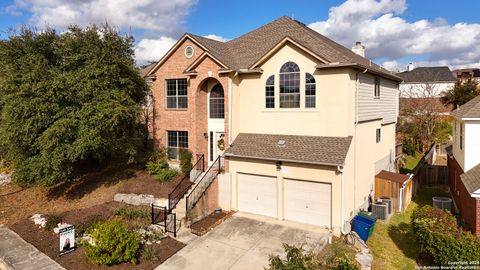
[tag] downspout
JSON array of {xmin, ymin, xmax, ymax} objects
[
  {"xmin": 399, "ymin": 184, "xmax": 404, "ymax": 212},
  {"xmin": 354, "ymin": 68, "xmax": 368, "ymax": 213},
  {"xmin": 228, "ymin": 76, "xmax": 233, "ymax": 145},
  {"xmin": 338, "ymin": 165, "xmax": 346, "ymax": 234}
]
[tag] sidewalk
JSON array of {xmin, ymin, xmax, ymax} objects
[{"xmin": 0, "ymin": 225, "xmax": 65, "ymax": 270}]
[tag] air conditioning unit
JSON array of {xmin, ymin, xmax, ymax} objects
[
  {"xmin": 432, "ymin": 197, "xmax": 452, "ymax": 212},
  {"xmin": 372, "ymin": 202, "xmax": 389, "ymax": 220},
  {"xmin": 380, "ymin": 197, "xmax": 393, "ymax": 214}
]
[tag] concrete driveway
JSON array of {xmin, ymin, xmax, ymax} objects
[{"xmin": 156, "ymin": 214, "xmax": 329, "ymax": 270}]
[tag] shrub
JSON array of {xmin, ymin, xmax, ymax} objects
[
  {"xmin": 179, "ymin": 149, "xmax": 193, "ymax": 174},
  {"xmin": 114, "ymin": 207, "xmax": 150, "ymax": 220},
  {"xmin": 332, "ymin": 255, "xmax": 359, "ymax": 270},
  {"xmin": 145, "ymin": 148, "xmax": 179, "ymax": 182},
  {"xmin": 402, "ymin": 139, "xmax": 416, "ymax": 156},
  {"xmin": 44, "ymin": 215, "xmax": 62, "ymax": 231},
  {"xmin": 266, "ymin": 244, "xmax": 320, "ymax": 270},
  {"xmin": 411, "ymin": 205, "xmax": 480, "ymax": 265},
  {"xmin": 141, "ymin": 246, "xmax": 158, "ymax": 261},
  {"xmin": 83, "ymin": 219, "xmax": 140, "ymax": 265},
  {"xmin": 154, "ymin": 168, "xmax": 179, "ymax": 183}
]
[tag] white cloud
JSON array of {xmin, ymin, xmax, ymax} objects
[
  {"xmin": 8, "ymin": 0, "xmax": 197, "ymax": 35},
  {"xmin": 135, "ymin": 37, "xmax": 176, "ymax": 65},
  {"xmin": 203, "ymin": 34, "xmax": 230, "ymax": 42},
  {"xmin": 308, "ymin": 0, "xmax": 480, "ymax": 70}
]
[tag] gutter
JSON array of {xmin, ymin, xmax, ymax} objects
[
  {"xmin": 337, "ymin": 165, "xmax": 346, "ymax": 234},
  {"xmin": 223, "ymin": 154, "xmax": 344, "ymax": 168}
]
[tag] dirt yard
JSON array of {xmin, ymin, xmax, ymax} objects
[
  {"xmin": 0, "ymin": 165, "xmax": 185, "ymax": 227},
  {"xmin": 10, "ymin": 201, "xmax": 185, "ymax": 270}
]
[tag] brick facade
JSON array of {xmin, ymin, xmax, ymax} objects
[
  {"xmin": 150, "ymin": 38, "xmax": 230, "ymax": 162},
  {"xmin": 448, "ymin": 155, "xmax": 480, "ymax": 235}
]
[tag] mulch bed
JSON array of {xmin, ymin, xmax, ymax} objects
[
  {"xmin": 10, "ymin": 201, "xmax": 185, "ymax": 270},
  {"xmin": 190, "ymin": 211, "xmax": 234, "ymax": 236},
  {"xmin": 118, "ymin": 170, "xmax": 192, "ymax": 199}
]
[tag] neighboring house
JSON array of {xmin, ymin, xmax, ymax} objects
[
  {"xmin": 453, "ymin": 68, "xmax": 480, "ymax": 84},
  {"xmin": 397, "ymin": 66, "xmax": 456, "ymax": 114},
  {"xmin": 146, "ymin": 16, "xmax": 402, "ymax": 234},
  {"xmin": 448, "ymin": 94, "xmax": 480, "ymax": 236}
]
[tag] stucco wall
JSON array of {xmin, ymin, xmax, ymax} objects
[
  {"xmin": 227, "ymin": 157, "xmax": 342, "ymax": 233},
  {"xmin": 231, "ymin": 43, "xmax": 353, "ymax": 138}
]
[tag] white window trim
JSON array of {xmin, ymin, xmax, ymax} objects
[{"xmin": 165, "ymin": 79, "xmax": 188, "ymax": 109}]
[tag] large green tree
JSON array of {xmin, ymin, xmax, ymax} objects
[
  {"xmin": 0, "ymin": 26, "xmax": 146, "ymax": 186},
  {"xmin": 445, "ymin": 79, "xmax": 479, "ymax": 108}
]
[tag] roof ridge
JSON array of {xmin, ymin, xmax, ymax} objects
[{"xmin": 226, "ymin": 16, "xmax": 293, "ymax": 45}]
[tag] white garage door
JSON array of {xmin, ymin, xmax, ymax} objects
[
  {"xmin": 237, "ymin": 173, "xmax": 277, "ymax": 218},
  {"xmin": 284, "ymin": 179, "xmax": 331, "ymax": 227}
]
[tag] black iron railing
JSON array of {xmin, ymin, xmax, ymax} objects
[
  {"xmin": 151, "ymin": 204, "xmax": 167, "ymax": 232},
  {"xmin": 186, "ymin": 155, "xmax": 222, "ymax": 213},
  {"xmin": 168, "ymin": 154, "xmax": 204, "ymax": 212}
]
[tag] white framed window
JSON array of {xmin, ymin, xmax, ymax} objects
[
  {"xmin": 374, "ymin": 77, "xmax": 381, "ymax": 98},
  {"xmin": 305, "ymin": 73, "xmax": 316, "ymax": 108},
  {"xmin": 166, "ymin": 79, "xmax": 188, "ymax": 109},
  {"xmin": 185, "ymin": 45, "xmax": 194, "ymax": 58},
  {"xmin": 279, "ymin": 62, "xmax": 300, "ymax": 108},
  {"xmin": 265, "ymin": 75, "xmax": 275, "ymax": 108},
  {"xmin": 460, "ymin": 123, "xmax": 463, "ymax": 150},
  {"xmin": 167, "ymin": 131, "xmax": 188, "ymax": 160},
  {"xmin": 376, "ymin": 128, "xmax": 381, "ymax": 143}
]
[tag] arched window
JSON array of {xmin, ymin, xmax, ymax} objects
[
  {"xmin": 305, "ymin": 73, "xmax": 316, "ymax": 108},
  {"xmin": 265, "ymin": 75, "xmax": 275, "ymax": 108},
  {"xmin": 209, "ymin": 84, "xmax": 224, "ymax": 118},
  {"xmin": 279, "ymin": 62, "xmax": 300, "ymax": 108}
]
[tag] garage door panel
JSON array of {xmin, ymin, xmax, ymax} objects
[
  {"xmin": 237, "ymin": 173, "xmax": 277, "ymax": 218},
  {"xmin": 284, "ymin": 179, "xmax": 331, "ymax": 227}
]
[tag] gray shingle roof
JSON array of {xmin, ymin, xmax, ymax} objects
[
  {"xmin": 450, "ymin": 94, "xmax": 480, "ymax": 118},
  {"xmin": 460, "ymin": 163, "xmax": 480, "ymax": 195},
  {"xmin": 155, "ymin": 16, "xmax": 399, "ymax": 80},
  {"xmin": 139, "ymin": 63, "xmax": 156, "ymax": 78},
  {"xmin": 224, "ymin": 133, "xmax": 352, "ymax": 166},
  {"xmin": 397, "ymin": 67, "xmax": 456, "ymax": 83}
]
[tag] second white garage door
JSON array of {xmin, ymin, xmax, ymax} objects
[
  {"xmin": 284, "ymin": 179, "xmax": 331, "ymax": 227},
  {"xmin": 237, "ymin": 173, "xmax": 277, "ymax": 218}
]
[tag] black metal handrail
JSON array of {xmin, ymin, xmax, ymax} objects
[
  {"xmin": 186, "ymin": 155, "xmax": 222, "ymax": 213},
  {"xmin": 151, "ymin": 204, "xmax": 167, "ymax": 232},
  {"xmin": 168, "ymin": 154, "xmax": 204, "ymax": 212}
]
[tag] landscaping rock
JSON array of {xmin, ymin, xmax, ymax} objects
[
  {"xmin": 30, "ymin": 214, "xmax": 47, "ymax": 228},
  {"xmin": 113, "ymin": 193, "xmax": 168, "ymax": 207},
  {"xmin": 355, "ymin": 251, "xmax": 373, "ymax": 270},
  {"xmin": 0, "ymin": 173, "xmax": 12, "ymax": 186},
  {"xmin": 137, "ymin": 224, "xmax": 167, "ymax": 245}
]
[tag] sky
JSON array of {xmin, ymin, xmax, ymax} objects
[{"xmin": 1, "ymin": 0, "xmax": 479, "ymax": 72}]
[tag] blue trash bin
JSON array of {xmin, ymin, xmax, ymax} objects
[{"xmin": 352, "ymin": 215, "xmax": 376, "ymax": 242}]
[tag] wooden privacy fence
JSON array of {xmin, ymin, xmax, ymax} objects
[
  {"xmin": 411, "ymin": 143, "xmax": 448, "ymax": 191},
  {"xmin": 375, "ymin": 171, "xmax": 413, "ymax": 212}
]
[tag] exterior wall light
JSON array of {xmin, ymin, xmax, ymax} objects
[{"xmin": 276, "ymin": 161, "xmax": 282, "ymax": 171}]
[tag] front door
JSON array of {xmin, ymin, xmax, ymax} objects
[{"xmin": 209, "ymin": 131, "xmax": 225, "ymax": 165}]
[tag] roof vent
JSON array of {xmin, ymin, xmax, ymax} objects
[{"xmin": 277, "ymin": 140, "xmax": 286, "ymax": 147}]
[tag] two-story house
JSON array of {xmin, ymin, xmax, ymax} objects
[
  {"xmin": 448, "ymin": 94, "xmax": 480, "ymax": 236},
  {"xmin": 146, "ymin": 16, "xmax": 402, "ymax": 234}
]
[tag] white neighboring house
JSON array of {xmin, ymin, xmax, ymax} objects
[{"xmin": 397, "ymin": 65, "xmax": 456, "ymax": 98}]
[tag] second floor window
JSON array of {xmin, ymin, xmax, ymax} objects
[
  {"xmin": 209, "ymin": 84, "xmax": 224, "ymax": 118},
  {"xmin": 265, "ymin": 75, "xmax": 275, "ymax": 108},
  {"xmin": 376, "ymin": 128, "xmax": 381, "ymax": 143},
  {"xmin": 460, "ymin": 123, "xmax": 463, "ymax": 150},
  {"xmin": 166, "ymin": 79, "xmax": 187, "ymax": 109},
  {"xmin": 279, "ymin": 61, "xmax": 300, "ymax": 108},
  {"xmin": 305, "ymin": 73, "xmax": 316, "ymax": 108},
  {"xmin": 374, "ymin": 77, "xmax": 381, "ymax": 98}
]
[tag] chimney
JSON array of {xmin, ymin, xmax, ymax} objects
[
  {"xmin": 352, "ymin": 41, "xmax": 365, "ymax": 57},
  {"xmin": 407, "ymin": 62, "xmax": 414, "ymax": 72}
]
